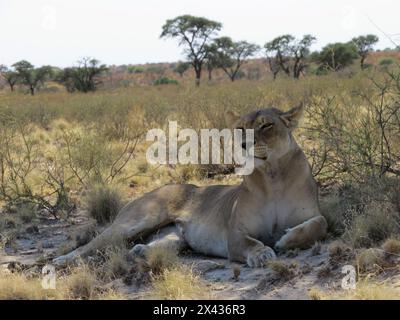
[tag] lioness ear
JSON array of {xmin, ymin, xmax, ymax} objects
[
  {"xmin": 225, "ymin": 110, "xmax": 240, "ymax": 128},
  {"xmin": 280, "ymin": 103, "xmax": 304, "ymax": 129}
]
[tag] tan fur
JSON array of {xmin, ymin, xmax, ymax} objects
[{"xmin": 54, "ymin": 106, "xmax": 327, "ymax": 268}]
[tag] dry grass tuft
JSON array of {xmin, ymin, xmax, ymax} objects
[
  {"xmin": 319, "ymin": 193, "xmax": 345, "ymax": 236},
  {"xmin": 317, "ymin": 264, "xmax": 333, "ymax": 279},
  {"xmin": 345, "ymin": 200, "xmax": 398, "ymax": 248},
  {"xmin": 101, "ymin": 246, "xmax": 130, "ymax": 280},
  {"xmin": 308, "ymin": 287, "xmax": 324, "ymax": 300},
  {"xmin": 0, "ymin": 263, "xmax": 127, "ymax": 300},
  {"xmin": 328, "ymin": 241, "xmax": 346, "ymax": 258},
  {"xmin": 357, "ymin": 248, "xmax": 386, "ymax": 272},
  {"xmin": 382, "ymin": 238, "xmax": 400, "ymax": 255},
  {"xmin": 325, "ymin": 279, "xmax": 400, "ymax": 300},
  {"xmin": 86, "ymin": 184, "xmax": 123, "ymax": 225},
  {"xmin": 17, "ymin": 202, "xmax": 37, "ymax": 224},
  {"xmin": 328, "ymin": 241, "xmax": 353, "ymax": 265},
  {"xmin": 267, "ymin": 260, "xmax": 296, "ymax": 280},
  {"xmin": 61, "ymin": 264, "xmax": 98, "ymax": 300},
  {"xmin": 140, "ymin": 245, "xmax": 179, "ymax": 275},
  {"xmin": 0, "ymin": 272, "xmax": 61, "ymax": 300},
  {"xmin": 97, "ymin": 290, "xmax": 127, "ymax": 300},
  {"xmin": 0, "ymin": 229, "xmax": 20, "ymax": 253},
  {"xmin": 232, "ymin": 264, "xmax": 241, "ymax": 281},
  {"xmin": 0, "ymin": 214, "xmax": 18, "ymax": 231},
  {"xmin": 150, "ymin": 266, "xmax": 213, "ymax": 300}
]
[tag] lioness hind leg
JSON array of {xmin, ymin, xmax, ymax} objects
[
  {"xmin": 53, "ymin": 184, "xmax": 194, "ymax": 266},
  {"xmin": 53, "ymin": 211, "xmax": 169, "ymax": 266},
  {"xmin": 129, "ymin": 225, "xmax": 187, "ymax": 259},
  {"xmin": 274, "ymin": 216, "xmax": 327, "ymax": 251}
]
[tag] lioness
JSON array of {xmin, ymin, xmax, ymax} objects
[{"xmin": 54, "ymin": 105, "xmax": 327, "ymax": 267}]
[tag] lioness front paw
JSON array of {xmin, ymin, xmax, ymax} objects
[{"xmin": 246, "ymin": 246, "xmax": 276, "ymax": 268}]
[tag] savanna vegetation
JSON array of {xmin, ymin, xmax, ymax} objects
[{"xmin": 1, "ymin": 14, "xmax": 400, "ymax": 300}]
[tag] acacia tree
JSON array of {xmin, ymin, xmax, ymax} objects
[
  {"xmin": 291, "ymin": 35, "xmax": 316, "ymax": 78},
  {"xmin": 352, "ymin": 34, "xmax": 379, "ymax": 69},
  {"xmin": 57, "ymin": 58, "xmax": 107, "ymax": 93},
  {"xmin": 56, "ymin": 67, "xmax": 77, "ymax": 92},
  {"xmin": 0, "ymin": 65, "xmax": 19, "ymax": 92},
  {"xmin": 204, "ymin": 44, "xmax": 220, "ymax": 80},
  {"xmin": 212, "ymin": 37, "xmax": 259, "ymax": 81},
  {"xmin": 12, "ymin": 60, "xmax": 52, "ymax": 95},
  {"xmin": 266, "ymin": 57, "xmax": 281, "ymax": 80},
  {"xmin": 174, "ymin": 62, "xmax": 190, "ymax": 77},
  {"xmin": 264, "ymin": 34, "xmax": 315, "ymax": 79},
  {"xmin": 264, "ymin": 35, "xmax": 292, "ymax": 77},
  {"xmin": 160, "ymin": 15, "xmax": 222, "ymax": 86},
  {"xmin": 314, "ymin": 42, "xmax": 358, "ymax": 71}
]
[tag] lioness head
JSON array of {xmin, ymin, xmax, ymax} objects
[{"xmin": 226, "ymin": 105, "xmax": 303, "ymax": 164}]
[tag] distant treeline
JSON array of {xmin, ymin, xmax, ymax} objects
[{"xmin": 1, "ymin": 15, "xmax": 399, "ymax": 94}]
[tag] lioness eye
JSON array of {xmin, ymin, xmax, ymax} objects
[{"xmin": 260, "ymin": 123, "xmax": 274, "ymax": 130}]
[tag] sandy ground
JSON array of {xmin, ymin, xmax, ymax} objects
[{"xmin": 1, "ymin": 212, "xmax": 399, "ymax": 300}]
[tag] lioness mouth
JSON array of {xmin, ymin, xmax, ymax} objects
[{"xmin": 253, "ymin": 145, "xmax": 268, "ymax": 159}]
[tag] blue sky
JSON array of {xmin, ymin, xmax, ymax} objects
[{"xmin": 0, "ymin": 0, "xmax": 399, "ymax": 67}]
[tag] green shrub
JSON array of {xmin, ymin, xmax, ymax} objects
[
  {"xmin": 314, "ymin": 42, "xmax": 358, "ymax": 71},
  {"xmin": 153, "ymin": 77, "xmax": 178, "ymax": 86},
  {"xmin": 379, "ymin": 58, "xmax": 394, "ymax": 66},
  {"xmin": 127, "ymin": 66, "xmax": 144, "ymax": 74},
  {"xmin": 146, "ymin": 66, "xmax": 166, "ymax": 75}
]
